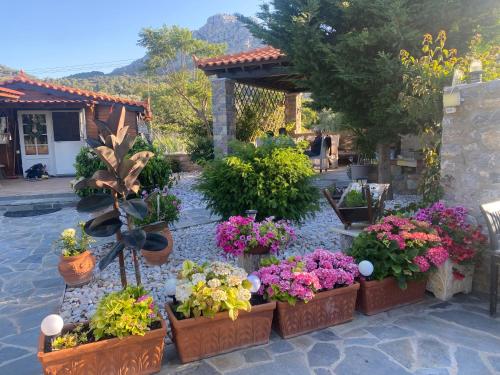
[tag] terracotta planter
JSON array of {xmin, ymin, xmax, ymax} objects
[
  {"xmin": 38, "ymin": 318, "xmax": 166, "ymax": 375},
  {"xmin": 274, "ymin": 283, "xmax": 360, "ymax": 339},
  {"xmin": 58, "ymin": 250, "xmax": 95, "ymax": 287},
  {"xmin": 141, "ymin": 228, "xmax": 173, "ymax": 266},
  {"xmin": 426, "ymin": 260, "xmax": 474, "ymax": 301},
  {"xmin": 166, "ymin": 302, "xmax": 276, "ymax": 363},
  {"xmin": 356, "ymin": 277, "xmax": 427, "ymax": 315}
]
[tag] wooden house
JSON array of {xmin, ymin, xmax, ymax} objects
[{"xmin": 0, "ymin": 72, "xmax": 150, "ymax": 177}]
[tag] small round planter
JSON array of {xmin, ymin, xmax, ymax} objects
[
  {"xmin": 426, "ymin": 259, "xmax": 474, "ymax": 301},
  {"xmin": 38, "ymin": 318, "xmax": 166, "ymax": 375},
  {"xmin": 141, "ymin": 228, "xmax": 173, "ymax": 266},
  {"xmin": 356, "ymin": 277, "xmax": 427, "ymax": 315},
  {"xmin": 166, "ymin": 301, "xmax": 276, "ymax": 363},
  {"xmin": 58, "ymin": 250, "xmax": 95, "ymax": 287},
  {"xmin": 273, "ymin": 283, "xmax": 360, "ymax": 339}
]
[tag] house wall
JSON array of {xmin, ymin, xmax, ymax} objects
[
  {"xmin": 441, "ymin": 79, "xmax": 500, "ymax": 293},
  {"xmin": 85, "ymin": 105, "xmax": 138, "ymax": 140}
]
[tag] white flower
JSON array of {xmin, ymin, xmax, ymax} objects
[
  {"xmin": 211, "ymin": 289, "xmax": 227, "ymax": 302},
  {"xmin": 237, "ymin": 288, "xmax": 251, "ymax": 301},
  {"xmin": 175, "ymin": 283, "xmax": 193, "ymax": 302},
  {"xmin": 208, "ymin": 278, "xmax": 221, "ymax": 288},
  {"xmin": 191, "ymin": 273, "xmax": 206, "ymax": 285},
  {"xmin": 61, "ymin": 228, "xmax": 76, "ymax": 238},
  {"xmin": 228, "ymin": 275, "xmax": 243, "ymax": 287}
]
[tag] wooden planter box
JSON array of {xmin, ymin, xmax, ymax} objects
[
  {"xmin": 166, "ymin": 302, "xmax": 276, "ymax": 363},
  {"xmin": 426, "ymin": 260, "xmax": 474, "ymax": 301},
  {"xmin": 274, "ymin": 283, "xmax": 360, "ymax": 339},
  {"xmin": 37, "ymin": 318, "xmax": 167, "ymax": 375},
  {"xmin": 356, "ymin": 277, "xmax": 427, "ymax": 315}
]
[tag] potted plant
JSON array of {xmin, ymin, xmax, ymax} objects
[
  {"xmin": 216, "ymin": 215, "xmax": 295, "ymax": 272},
  {"xmin": 166, "ymin": 260, "xmax": 276, "ymax": 363},
  {"xmin": 57, "ymin": 222, "xmax": 95, "ymax": 287},
  {"xmin": 135, "ymin": 186, "xmax": 181, "ymax": 266},
  {"xmin": 347, "ymin": 215, "xmax": 448, "ymax": 315},
  {"xmin": 38, "ymin": 286, "xmax": 166, "ymax": 374},
  {"xmin": 415, "ymin": 202, "xmax": 488, "ymax": 300},
  {"xmin": 255, "ymin": 249, "xmax": 359, "ymax": 338}
]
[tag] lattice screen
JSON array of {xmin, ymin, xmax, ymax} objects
[{"xmin": 234, "ymin": 83, "xmax": 286, "ymax": 141}]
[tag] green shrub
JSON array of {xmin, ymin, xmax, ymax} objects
[
  {"xmin": 90, "ymin": 286, "xmax": 158, "ymax": 340},
  {"xmin": 74, "ymin": 137, "xmax": 174, "ymax": 196},
  {"xmin": 187, "ymin": 135, "xmax": 214, "ymax": 165},
  {"xmin": 196, "ymin": 140, "xmax": 320, "ymax": 222},
  {"xmin": 343, "ymin": 190, "xmax": 367, "ymax": 208}
]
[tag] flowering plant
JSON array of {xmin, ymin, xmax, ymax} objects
[
  {"xmin": 254, "ymin": 249, "xmax": 358, "ymax": 305},
  {"xmin": 57, "ymin": 222, "xmax": 94, "ymax": 257},
  {"xmin": 136, "ymin": 186, "xmax": 181, "ymax": 226},
  {"xmin": 175, "ymin": 260, "xmax": 252, "ymax": 320},
  {"xmin": 216, "ymin": 216, "xmax": 295, "ymax": 256},
  {"xmin": 415, "ymin": 202, "xmax": 488, "ymax": 277},
  {"xmin": 90, "ymin": 286, "xmax": 158, "ymax": 340},
  {"xmin": 347, "ymin": 215, "xmax": 447, "ymax": 288}
]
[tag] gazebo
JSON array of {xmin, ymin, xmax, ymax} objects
[{"xmin": 195, "ymin": 46, "xmax": 306, "ymax": 155}]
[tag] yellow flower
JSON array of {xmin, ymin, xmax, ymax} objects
[
  {"xmin": 211, "ymin": 289, "xmax": 227, "ymax": 302},
  {"xmin": 61, "ymin": 228, "xmax": 76, "ymax": 238}
]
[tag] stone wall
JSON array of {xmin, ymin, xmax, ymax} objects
[{"xmin": 441, "ymin": 79, "xmax": 500, "ymax": 293}]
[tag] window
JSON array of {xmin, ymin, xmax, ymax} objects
[
  {"xmin": 22, "ymin": 114, "xmax": 48, "ymax": 155},
  {"xmin": 52, "ymin": 112, "xmax": 80, "ymax": 141}
]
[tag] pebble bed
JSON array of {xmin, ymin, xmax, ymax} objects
[{"xmin": 60, "ymin": 172, "xmax": 421, "ymax": 332}]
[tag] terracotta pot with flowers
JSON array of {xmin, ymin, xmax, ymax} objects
[
  {"xmin": 415, "ymin": 202, "xmax": 488, "ymax": 300},
  {"xmin": 38, "ymin": 286, "xmax": 166, "ymax": 374},
  {"xmin": 136, "ymin": 186, "xmax": 181, "ymax": 266},
  {"xmin": 216, "ymin": 215, "xmax": 295, "ymax": 272},
  {"xmin": 57, "ymin": 222, "xmax": 95, "ymax": 287},
  {"xmin": 347, "ymin": 215, "xmax": 448, "ymax": 315},
  {"xmin": 166, "ymin": 260, "xmax": 275, "ymax": 363},
  {"xmin": 255, "ymin": 249, "xmax": 360, "ymax": 338}
]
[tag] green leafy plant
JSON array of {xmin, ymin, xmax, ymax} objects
[
  {"xmin": 74, "ymin": 137, "xmax": 173, "ymax": 197},
  {"xmin": 135, "ymin": 188, "xmax": 181, "ymax": 226},
  {"xmin": 175, "ymin": 260, "xmax": 252, "ymax": 321},
  {"xmin": 74, "ymin": 105, "xmax": 168, "ymax": 288},
  {"xmin": 197, "ymin": 140, "xmax": 320, "ymax": 222},
  {"xmin": 51, "ymin": 324, "xmax": 89, "ymax": 351},
  {"xmin": 343, "ymin": 190, "xmax": 367, "ymax": 208},
  {"xmin": 57, "ymin": 222, "xmax": 94, "ymax": 257},
  {"xmin": 90, "ymin": 285, "xmax": 159, "ymax": 340}
]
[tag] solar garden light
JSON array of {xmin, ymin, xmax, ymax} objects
[
  {"xmin": 358, "ymin": 260, "xmax": 374, "ymax": 277},
  {"xmin": 469, "ymin": 59, "xmax": 483, "ymax": 83},
  {"xmin": 247, "ymin": 274, "xmax": 261, "ymax": 293},
  {"xmin": 166, "ymin": 278, "xmax": 177, "ymax": 298},
  {"xmin": 41, "ymin": 314, "xmax": 64, "ymax": 342},
  {"xmin": 245, "ymin": 210, "xmax": 258, "ymax": 219}
]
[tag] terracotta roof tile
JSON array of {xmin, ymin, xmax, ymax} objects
[
  {"xmin": 196, "ymin": 46, "xmax": 285, "ymax": 69},
  {"xmin": 0, "ymin": 88, "xmax": 91, "ymax": 104}
]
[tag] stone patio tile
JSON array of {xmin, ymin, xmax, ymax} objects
[
  {"xmin": 288, "ymin": 335, "xmax": 315, "ymax": 350},
  {"xmin": 265, "ymin": 340, "xmax": 295, "ymax": 354},
  {"xmin": 314, "ymin": 368, "xmax": 332, "ymax": 375},
  {"xmin": 334, "ymin": 346, "xmax": 411, "ymax": 375},
  {"xmin": 455, "ymin": 347, "xmax": 490, "ymax": 375},
  {"xmin": 0, "ymin": 345, "xmax": 31, "ymax": 363},
  {"xmin": 0, "ymin": 318, "xmax": 17, "ymax": 338},
  {"xmin": 307, "ymin": 343, "xmax": 339, "ymax": 367},
  {"xmin": 394, "ymin": 316, "xmax": 500, "ymax": 352},
  {"xmin": 207, "ymin": 351, "xmax": 245, "ymax": 372},
  {"xmin": 416, "ymin": 337, "xmax": 451, "ymax": 368},
  {"xmin": 344, "ymin": 338, "xmax": 380, "ymax": 346},
  {"xmin": 365, "ymin": 325, "xmax": 413, "ymax": 340},
  {"xmin": 378, "ymin": 339, "xmax": 415, "ymax": 369},
  {"xmin": 414, "ymin": 369, "xmax": 449, "ymax": 375},
  {"xmin": 340, "ymin": 328, "xmax": 371, "ymax": 338},
  {"xmin": 242, "ymin": 348, "xmax": 272, "ymax": 363},
  {"xmin": 310, "ymin": 329, "xmax": 339, "ymax": 342},
  {"xmin": 487, "ymin": 355, "xmax": 500, "ymax": 372},
  {"xmin": 226, "ymin": 352, "xmax": 309, "ymax": 375},
  {"xmin": 172, "ymin": 362, "xmax": 221, "ymax": 375},
  {"xmin": 431, "ymin": 310, "xmax": 500, "ymax": 337},
  {"xmin": 428, "ymin": 302, "xmax": 452, "ymax": 309},
  {"xmin": 0, "ymin": 353, "xmax": 41, "ymax": 375}
]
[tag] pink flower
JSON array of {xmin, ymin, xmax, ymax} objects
[
  {"xmin": 425, "ymin": 246, "xmax": 449, "ymax": 267},
  {"xmin": 413, "ymin": 256, "xmax": 430, "ymax": 272}
]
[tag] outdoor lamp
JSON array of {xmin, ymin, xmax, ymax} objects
[
  {"xmin": 358, "ymin": 260, "xmax": 374, "ymax": 277},
  {"xmin": 41, "ymin": 314, "xmax": 64, "ymax": 337},
  {"xmin": 166, "ymin": 278, "xmax": 177, "ymax": 297},
  {"xmin": 245, "ymin": 210, "xmax": 258, "ymax": 220},
  {"xmin": 247, "ymin": 274, "xmax": 261, "ymax": 293},
  {"xmin": 469, "ymin": 59, "xmax": 483, "ymax": 83}
]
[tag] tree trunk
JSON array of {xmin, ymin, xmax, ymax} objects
[
  {"xmin": 127, "ymin": 215, "xmax": 142, "ymax": 286},
  {"xmin": 377, "ymin": 143, "xmax": 393, "ymax": 199},
  {"xmin": 113, "ymin": 192, "xmax": 128, "ymax": 288}
]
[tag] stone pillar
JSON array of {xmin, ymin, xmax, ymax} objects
[
  {"xmin": 211, "ymin": 77, "xmax": 236, "ymax": 156},
  {"xmin": 285, "ymin": 93, "xmax": 302, "ymax": 134},
  {"xmin": 441, "ymin": 79, "xmax": 500, "ymax": 294}
]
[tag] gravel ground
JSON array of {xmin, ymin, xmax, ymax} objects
[{"xmin": 60, "ymin": 173, "xmax": 421, "ymax": 329}]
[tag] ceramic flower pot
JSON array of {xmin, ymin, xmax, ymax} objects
[
  {"xmin": 356, "ymin": 277, "xmax": 427, "ymax": 315},
  {"xmin": 166, "ymin": 302, "xmax": 276, "ymax": 363},
  {"xmin": 426, "ymin": 259, "xmax": 474, "ymax": 301},
  {"xmin": 274, "ymin": 283, "xmax": 360, "ymax": 339},
  {"xmin": 37, "ymin": 318, "xmax": 166, "ymax": 375},
  {"xmin": 58, "ymin": 250, "xmax": 95, "ymax": 287},
  {"xmin": 141, "ymin": 228, "xmax": 173, "ymax": 266}
]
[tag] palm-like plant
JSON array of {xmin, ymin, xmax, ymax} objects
[{"xmin": 74, "ymin": 105, "xmax": 168, "ymax": 287}]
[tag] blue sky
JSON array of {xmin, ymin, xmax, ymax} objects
[{"xmin": 3, "ymin": 0, "xmax": 263, "ymax": 78}]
